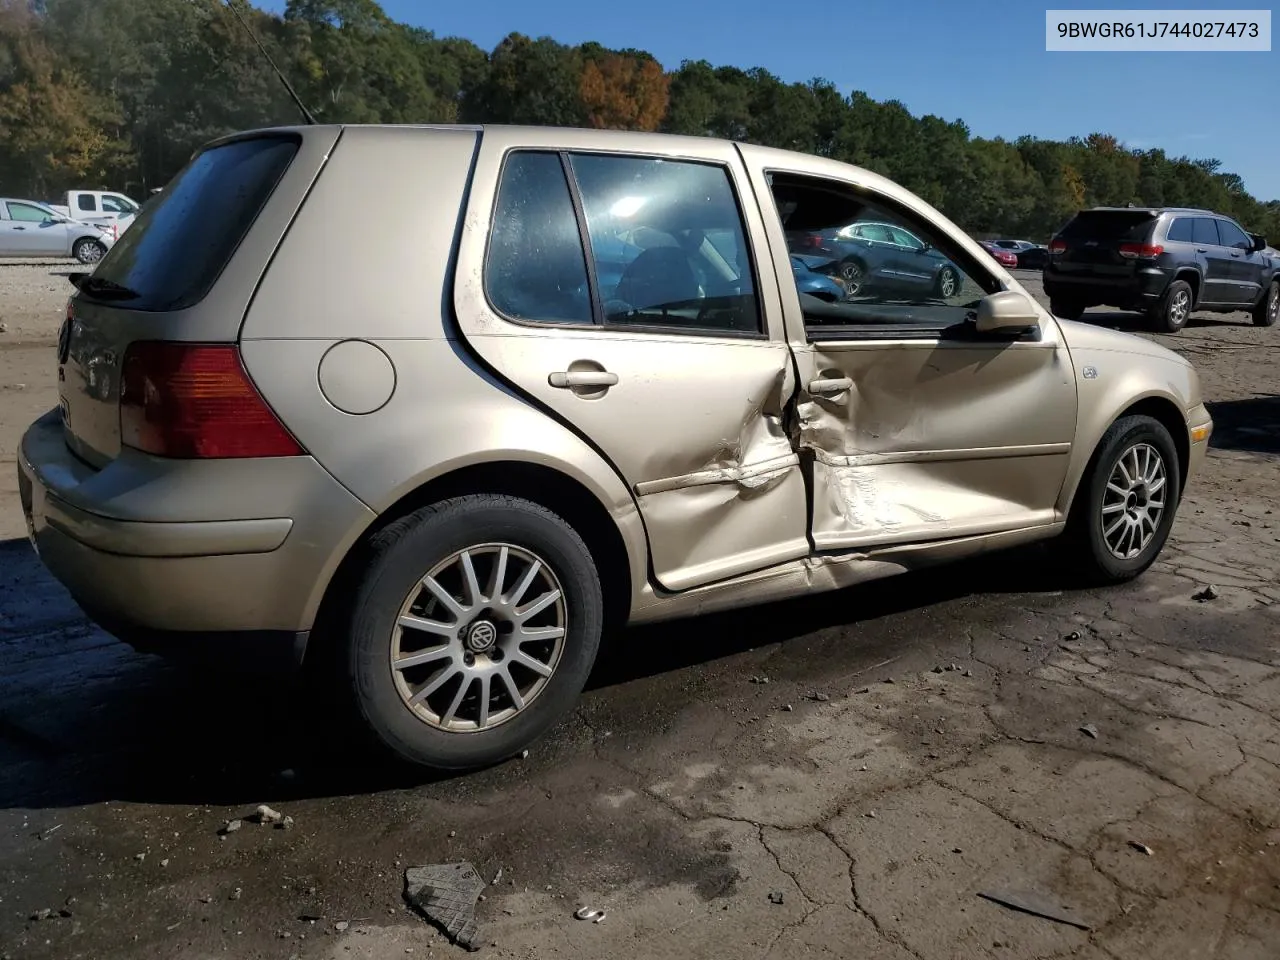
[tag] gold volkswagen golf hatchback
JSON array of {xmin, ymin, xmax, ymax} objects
[{"xmin": 19, "ymin": 124, "xmax": 1213, "ymax": 770}]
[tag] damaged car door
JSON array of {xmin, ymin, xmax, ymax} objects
[
  {"xmin": 453, "ymin": 130, "xmax": 810, "ymax": 592},
  {"xmin": 744, "ymin": 154, "xmax": 1078, "ymax": 550}
]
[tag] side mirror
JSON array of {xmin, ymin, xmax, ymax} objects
[
  {"xmin": 975, "ymin": 290, "xmax": 1041, "ymax": 335},
  {"xmin": 1249, "ymin": 233, "xmax": 1267, "ymax": 252}
]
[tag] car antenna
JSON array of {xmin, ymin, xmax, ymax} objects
[{"xmin": 222, "ymin": 0, "xmax": 317, "ymax": 125}]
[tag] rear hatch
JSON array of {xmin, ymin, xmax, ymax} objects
[
  {"xmin": 1049, "ymin": 209, "xmax": 1158, "ymax": 278},
  {"xmin": 58, "ymin": 128, "xmax": 339, "ymax": 468}
]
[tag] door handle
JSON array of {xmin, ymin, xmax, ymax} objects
[
  {"xmin": 1231, "ymin": 252, "xmax": 1241, "ymax": 258},
  {"xmin": 808, "ymin": 376, "xmax": 852, "ymax": 395},
  {"xmin": 1195, "ymin": 247, "xmax": 1207, "ymax": 253},
  {"xmin": 549, "ymin": 370, "xmax": 618, "ymax": 389},
  {"xmin": 13, "ymin": 226, "xmax": 25, "ymax": 231}
]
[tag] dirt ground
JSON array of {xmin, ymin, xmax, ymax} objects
[{"xmin": 1, "ymin": 259, "xmax": 1279, "ymax": 960}]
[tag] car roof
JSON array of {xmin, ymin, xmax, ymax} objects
[
  {"xmin": 1083, "ymin": 205, "xmax": 1216, "ymax": 216},
  {"xmin": 207, "ymin": 123, "xmax": 934, "ymax": 219}
]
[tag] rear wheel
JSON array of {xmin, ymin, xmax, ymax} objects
[
  {"xmin": 1253, "ymin": 281, "xmax": 1279, "ymax": 327},
  {"xmin": 344, "ymin": 494, "xmax": 603, "ymax": 770},
  {"xmin": 73, "ymin": 238, "xmax": 106, "ymax": 264},
  {"xmin": 1151, "ymin": 279, "xmax": 1193, "ymax": 333},
  {"xmin": 1058, "ymin": 415, "xmax": 1181, "ymax": 585},
  {"xmin": 1050, "ymin": 299, "xmax": 1084, "ymax": 321}
]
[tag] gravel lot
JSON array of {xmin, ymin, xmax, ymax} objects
[{"xmin": 1, "ymin": 259, "xmax": 1279, "ymax": 960}]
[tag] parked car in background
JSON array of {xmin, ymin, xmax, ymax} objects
[
  {"xmin": 1043, "ymin": 206, "xmax": 1278, "ymax": 332},
  {"xmin": 0, "ymin": 198, "xmax": 117, "ymax": 263},
  {"xmin": 991, "ymin": 238, "xmax": 1050, "ymax": 270},
  {"xmin": 978, "ymin": 240, "xmax": 1020, "ymax": 269},
  {"xmin": 787, "ymin": 220, "xmax": 964, "ymax": 298},
  {"xmin": 20, "ymin": 124, "xmax": 1213, "ymax": 771},
  {"xmin": 47, "ymin": 190, "xmax": 141, "ymax": 232}
]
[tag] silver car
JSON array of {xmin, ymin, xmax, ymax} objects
[
  {"xmin": 0, "ymin": 198, "xmax": 117, "ymax": 263},
  {"xmin": 18, "ymin": 125, "xmax": 1215, "ymax": 771}
]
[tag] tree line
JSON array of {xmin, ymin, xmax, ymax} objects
[{"xmin": 2, "ymin": 0, "xmax": 1277, "ymax": 243}]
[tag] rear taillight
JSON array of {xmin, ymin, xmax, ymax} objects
[
  {"xmin": 805, "ymin": 235, "xmax": 822, "ymax": 249},
  {"xmin": 1118, "ymin": 242, "xmax": 1164, "ymax": 259},
  {"xmin": 120, "ymin": 342, "xmax": 303, "ymax": 459},
  {"xmin": 1048, "ymin": 239, "xmax": 1067, "ymax": 255}
]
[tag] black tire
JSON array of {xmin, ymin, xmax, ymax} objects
[
  {"xmin": 1050, "ymin": 299, "xmax": 1084, "ymax": 321},
  {"xmin": 838, "ymin": 257, "xmax": 867, "ymax": 295},
  {"xmin": 1253, "ymin": 281, "xmax": 1279, "ymax": 327},
  {"xmin": 345, "ymin": 494, "xmax": 603, "ymax": 771},
  {"xmin": 934, "ymin": 266, "xmax": 960, "ymax": 299},
  {"xmin": 73, "ymin": 238, "xmax": 106, "ymax": 265},
  {"xmin": 1059, "ymin": 415, "xmax": 1181, "ymax": 586},
  {"xmin": 1151, "ymin": 278, "xmax": 1193, "ymax": 333}
]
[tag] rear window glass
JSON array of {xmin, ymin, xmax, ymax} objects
[
  {"xmin": 1058, "ymin": 211, "xmax": 1155, "ymax": 243},
  {"xmin": 85, "ymin": 135, "xmax": 300, "ymax": 311}
]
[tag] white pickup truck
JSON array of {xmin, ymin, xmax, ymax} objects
[{"xmin": 47, "ymin": 190, "xmax": 141, "ymax": 232}]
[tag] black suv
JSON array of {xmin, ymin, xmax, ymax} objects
[{"xmin": 1043, "ymin": 207, "xmax": 1279, "ymax": 333}]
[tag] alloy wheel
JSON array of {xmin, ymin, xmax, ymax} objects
[
  {"xmin": 389, "ymin": 543, "xmax": 567, "ymax": 732},
  {"xmin": 1100, "ymin": 443, "xmax": 1167, "ymax": 560}
]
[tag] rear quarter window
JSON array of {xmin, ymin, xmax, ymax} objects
[{"xmin": 85, "ymin": 135, "xmax": 300, "ymax": 312}]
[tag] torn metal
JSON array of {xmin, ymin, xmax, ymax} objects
[{"xmin": 403, "ymin": 862, "xmax": 486, "ymax": 951}]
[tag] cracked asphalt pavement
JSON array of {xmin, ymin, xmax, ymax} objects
[{"xmin": 2, "ymin": 263, "xmax": 1279, "ymax": 959}]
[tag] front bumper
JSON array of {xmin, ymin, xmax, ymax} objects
[
  {"xmin": 1186, "ymin": 403, "xmax": 1213, "ymax": 483},
  {"xmin": 18, "ymin": 409, "xmax": 374, "ymax": 662}
]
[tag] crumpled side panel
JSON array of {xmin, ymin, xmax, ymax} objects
[
  {"xmin": 640, "ymin": 366, "xmax": 810, "ymax": 591},
  {"xmin": 797, "ymin": 341, "xmax": 1075, "ymax": 548}
]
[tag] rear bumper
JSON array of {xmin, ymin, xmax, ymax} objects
[
  {"xmin": 18, "ymin": 408, "xmax": 375, "ymax": 657},
  {"xmin": 1043, "ymin": 267, "xmax": 1169, "ymax": 307}
]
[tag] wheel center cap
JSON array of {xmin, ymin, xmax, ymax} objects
[{"xmin": 465, "ymin": 619, "xmax": 498, "ymax": 653}]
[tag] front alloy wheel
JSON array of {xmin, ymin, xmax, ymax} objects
[
  {"xmin": 1058, "ymin": 414, "xmax": 1181, "ymax": 585},
  {"xmin": 1099, "ymin": 443, "xmax": 1167, "ymax": 560}
]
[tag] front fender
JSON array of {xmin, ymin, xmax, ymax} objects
[{"xmin": 1055, "ymin": 334, "xmax": 1200, "ymax": 515}]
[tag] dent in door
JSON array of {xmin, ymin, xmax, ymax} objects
[
  {"xmin": 635, "ymin": 363, "xmax": 807, "ymax": 591},
  {"xmin": 797, "ymin": 341, "xmax": 1075, "ymax": 547}
]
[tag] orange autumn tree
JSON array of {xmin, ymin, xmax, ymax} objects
[{"xmin": 579, "ymin": 50, "xmax": 669, "ymax": 131}]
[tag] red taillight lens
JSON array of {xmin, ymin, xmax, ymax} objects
[
  {"xmin": 1118, "ymin": 243, "xmax": 1164, "ymax": 259},
  {"xmin": 805, "ymin": 235, "xmax": 822, "ymax": 249},
  {"xmin": 120, "ymin": 342, "xmax": 304, "ymax": 459},
  {"xmin": 1048, "ymin": 239, "xmax": 1067, "ymax": 255}
]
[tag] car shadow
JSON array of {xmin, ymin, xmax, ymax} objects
[
  {"xmin": 1077, "ymin": 309, "xmax": 1247, "ymax": 332},
  {"xmin": 0, "ymin": 534, "xmax": 1077, "ymax": 811},
  {"xmin": 1205, "ymin": 395, "xmax": 1280, "ymax": 455}
]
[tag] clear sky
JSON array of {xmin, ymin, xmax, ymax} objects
[{"xmin": 260, "ymin": 0, "xmax": 1280, "ymax": 200}]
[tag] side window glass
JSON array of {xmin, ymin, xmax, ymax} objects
[
  {"xmin": 770, "ymin": 173, "xmax": 999, "ymax": 334},
  {"xmin": 1166, "ymin": 218, "xmax": 1194, "ymax": 243},
  {"xmin": 1192, "ymin": 218, "xmax": 1219, "ymax": 246},
  {"xmin": 77, "ymin": 195, "xmax": 96, "ymax": 211},
  {"xmin": 888, "ymin": 225, "xmax": 923, "ymax": 250},
  {"xmin": 568, "ymin": 154, "xmax": 760, "ymax": 335},
  {"xmin": 485, "ymin": 152, "xmax": 592, "ymax": 325},
  {"xmin": 861, "ymin": 223, "xmax": 894, "ymax": 243},
  {"xmin": 102, "ymin": 196, "xmax": 131, "ymax": 213},
  {"xmin": 7, "ymin": 202, "xmax": 50, "ymax": 223},
  {"xmin": 1215, "ymin": 219, "xmax": 1251, "ymax": 250}
]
